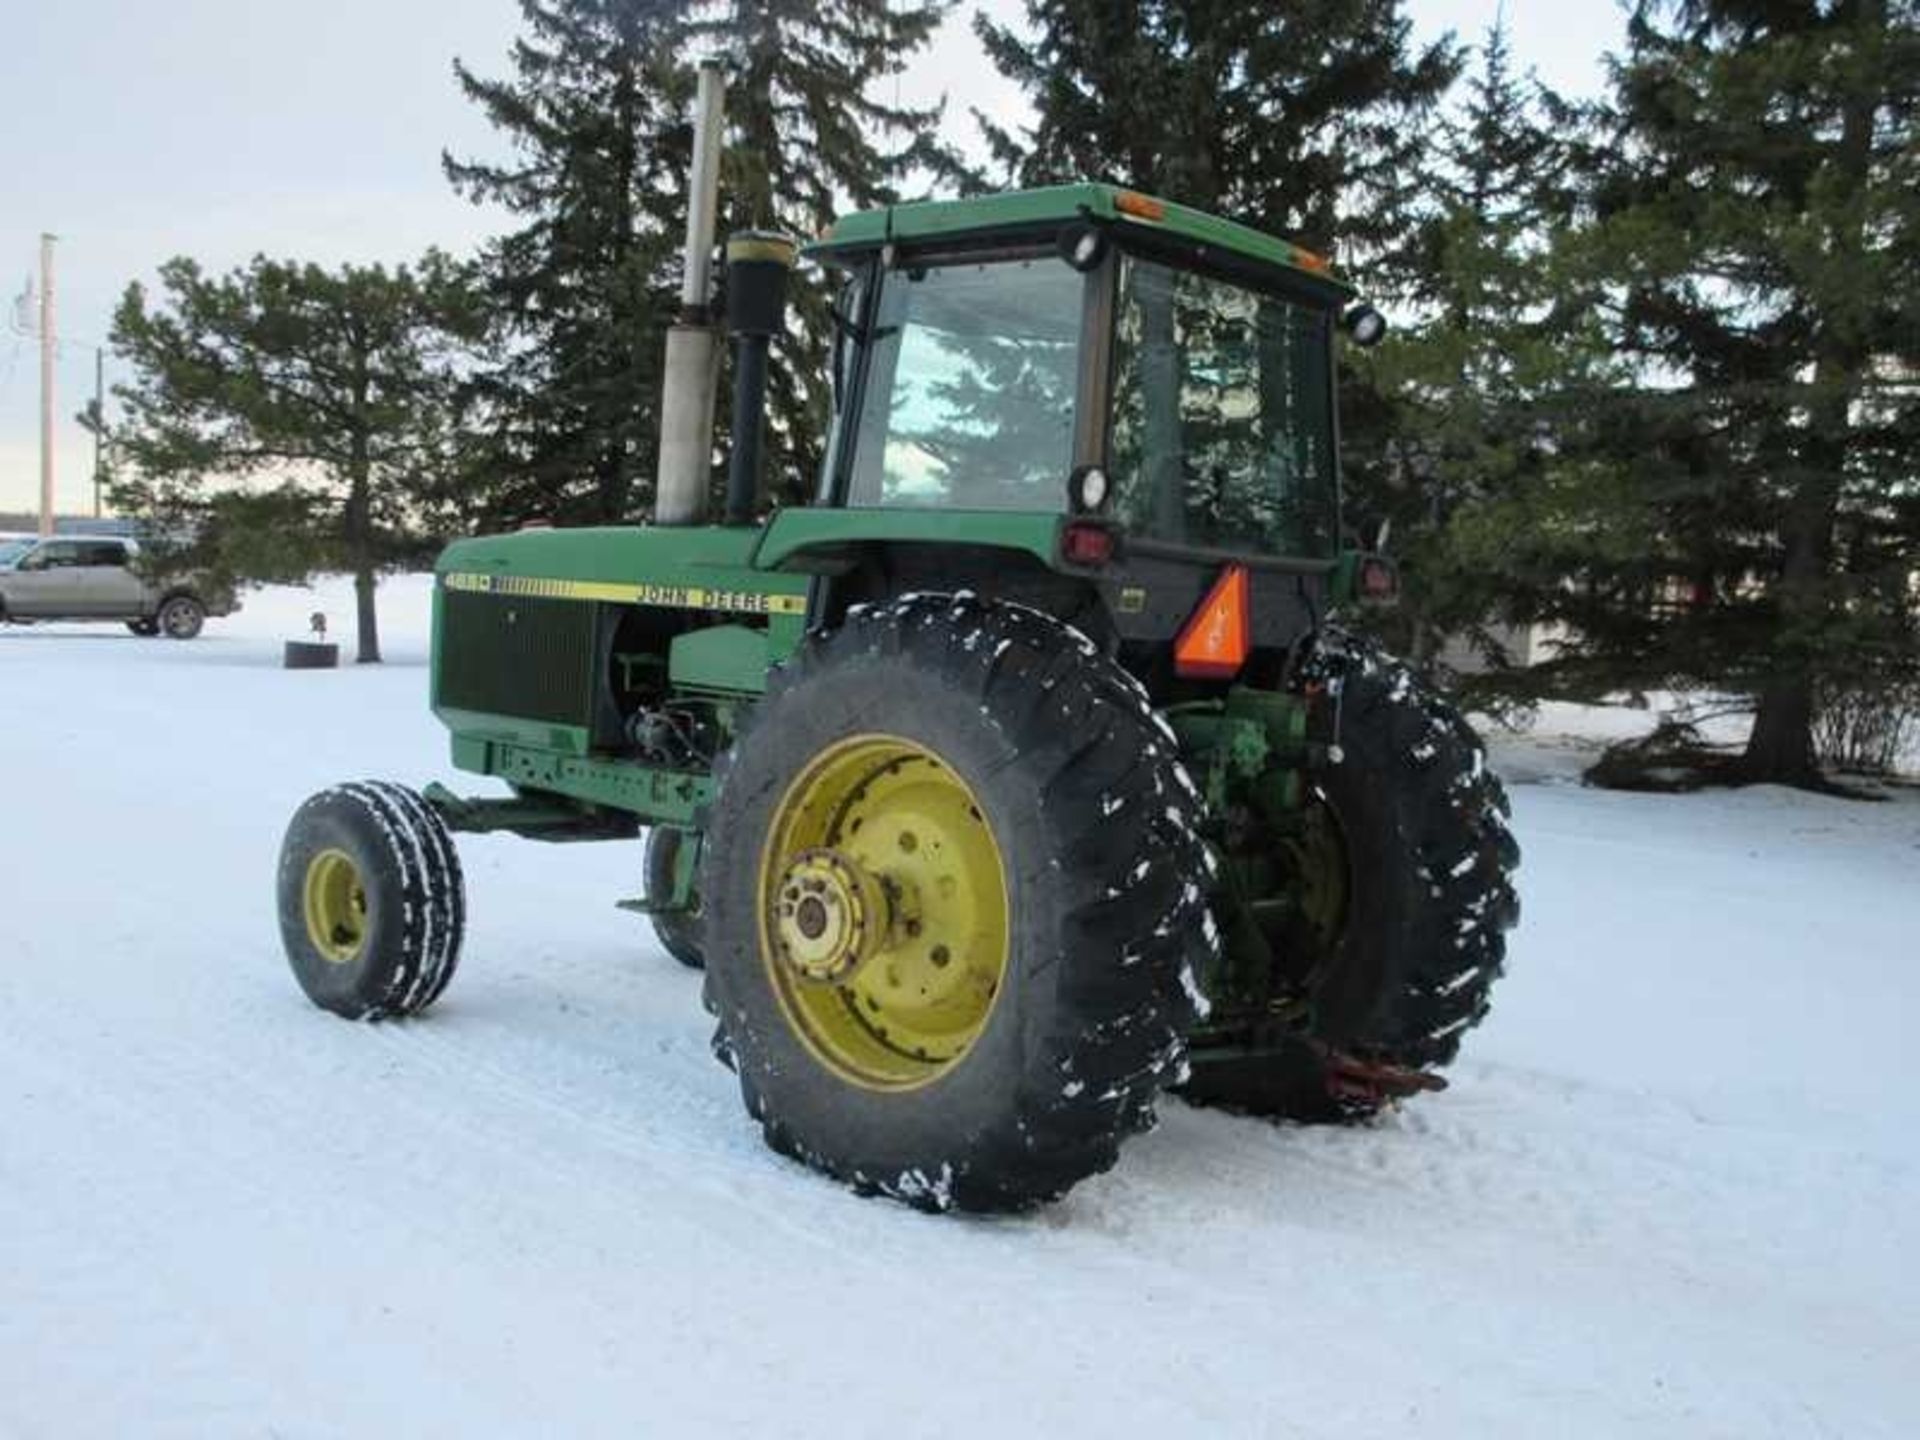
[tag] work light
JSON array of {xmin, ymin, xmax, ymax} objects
[{"xmin": 1343, "ymin": 304, "xmax": 1388, "ymax": 347}]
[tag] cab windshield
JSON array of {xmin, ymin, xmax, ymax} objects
[
  {"xmin": 846, "ymin": 255, "xmax": 1081, "ymax": 512},
  {"xmin": 0, "ymin": 539, "xmax": 35, "ymax": 568},
  {"xmin": 841, "ymin": 247, "xmax": 1339, "ymax": 559}
]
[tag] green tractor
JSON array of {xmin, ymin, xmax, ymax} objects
[{"xmin": 277, "ymin": 179, "xmax": 1519, "ymax": 1213}]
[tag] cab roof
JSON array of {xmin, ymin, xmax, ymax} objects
[{"xmin": 805, "ymin": 182, "xmax": 1354, "ymax": 295}]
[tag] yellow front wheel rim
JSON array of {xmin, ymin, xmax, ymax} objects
[
  {"xmin": 303, "ymin": 848, "xmax": 368, "ymax": 964},
  {"xmin": 758, "ymin": 735, "xmax": 1010, "ymax": 1091}
]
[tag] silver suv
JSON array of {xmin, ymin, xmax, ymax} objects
[{"xmin": 0, "ymin": 536, "xmax": 239, "ymax": 639}]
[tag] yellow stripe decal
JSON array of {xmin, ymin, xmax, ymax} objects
[{"xmin": 443, "ymin": 571, "xmax": 807, "ymax": 615}]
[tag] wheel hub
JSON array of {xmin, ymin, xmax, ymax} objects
[
  {"xmin": 1282, "ymin": 794, "xmax": 1351, "ymax": 948},
  {"xmin": 769, "ymin": 848, "xmax": 892, "ymax": 985},
  {"xmin": 302, "ymin": 848, "xmax": 368, "ymax": 964},
  {"xmin": 757, "ymin": 735, "xmax": 1011, "ymax": 1091}
]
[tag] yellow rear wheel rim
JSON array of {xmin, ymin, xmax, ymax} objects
[
  {"xmin": 758, "ymin": 735, "xmax": 1010, "ymax": 1092},
  {"xmin": 303, "ymin": 848, "xmax": 368, "ymax": 964}
]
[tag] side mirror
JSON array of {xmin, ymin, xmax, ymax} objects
[{"xmin": 17, "ymin": 550, "xmax": 45, "ymax": 572}]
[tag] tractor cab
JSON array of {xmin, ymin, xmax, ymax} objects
[
  {"xmin": 810, "ymin": 183, "xmax": 1352, "ymax": 553},
  {"xmin": 755, "ymin": 183, "xmax": 1387, "ymax": 687}
]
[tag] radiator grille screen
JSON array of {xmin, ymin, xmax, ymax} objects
[{"xmin": 437, "ymin": 589, "xmax": 598, "ymax": 727}]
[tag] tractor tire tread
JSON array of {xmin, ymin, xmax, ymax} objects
[{"xmin": 277, "ymin": 781, "xmax": 464, "ymax": 1020}]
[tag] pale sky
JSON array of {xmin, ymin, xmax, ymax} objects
[{"xmin": 0, "ymin": 0, "xmax": 1628, "ymax": 515}]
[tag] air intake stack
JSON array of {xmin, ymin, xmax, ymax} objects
[{"xmin": 721, "ymin": 231, "xmax": 797, "ymax": 527}]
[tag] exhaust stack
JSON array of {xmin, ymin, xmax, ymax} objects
[{"xmin": 654, "ymin": 62, "xmax": 726, "ymax": 527}]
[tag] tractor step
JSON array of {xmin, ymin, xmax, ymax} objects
[{"xmin": 616, "ymin": 895, "xmax": 693, "ymax": 917}]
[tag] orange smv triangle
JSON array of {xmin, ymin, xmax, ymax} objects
[{"xmin": 1174, "ymin": 564, "xmax": 1252, "ymax": 680}]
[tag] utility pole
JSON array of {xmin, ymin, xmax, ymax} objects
[
  {"xmin": 38, "ymin": 233, "xmax": 55, "ymax": 538},
  {"xmin": 93, "ymin": 346, "xmax": 104, "ymax": 518}
]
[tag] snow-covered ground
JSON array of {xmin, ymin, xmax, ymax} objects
[{"xmin": 3, "ymin": 575, "xmax": 1916, "ymax": 1439}]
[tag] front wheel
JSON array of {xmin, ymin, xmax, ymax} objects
[
  {"xmin": 158, "ymin": 594, "xmax": 206, "ymax": 639},
  {"xmin": 643, "ymin": 826, "xmax": 705, "ymax": 969},
  {"xmin": 701, "ymin": 595, "xmax": 1217, "ymax": 1213},
  {"xmin": 277, "ymin": 782, "xmax": 466, "ymax": 1019}
]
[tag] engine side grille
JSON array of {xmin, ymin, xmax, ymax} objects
[{"xmin": 437, "ymin": 589, "xmax": 598, "ymax": 727}]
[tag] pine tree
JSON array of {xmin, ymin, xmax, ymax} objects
[
  {"xmin": 687, "ymin": 0, "xmax": 960, "ymax": 507},
  {"xmin": 108, "ymin": 253, "xmax": 483, "ymax": 662},
  {"xmin": 1551, "ymin": 0, "xmax": 1919, "ymax": 785},
  {"xmin": 445, "ymin": 0, "xmax": 691, "ymax": 525},
  {"xmin": 1350, "ymin": 23, "xmax": 1608, "ymax": 676},
  {"xmin": 975, "ymin": 0, "xmax": 1456, "ymax": 259}
]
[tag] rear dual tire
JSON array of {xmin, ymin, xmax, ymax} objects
[{"xmin": 1180, "ymin": 633, "xmax": 1520, "ymax": 1120}]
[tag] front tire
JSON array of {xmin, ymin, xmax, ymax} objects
[
  {"xmin": 643, "ymin": 826, "xmax": 705, "ymax": 969},
  {"xmin": 277, "ymin": 782, "xmax": 466, "ymax": 1019},
  {"xmin": 1182, "ymin": 633, "xmax": 1520, "ymax": 1120},
  {"xmin": 701, "ymin": 595, "xmax": 1216, "ymax": 1213}
]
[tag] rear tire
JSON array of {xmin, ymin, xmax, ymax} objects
[
  {"xmin": 701, "ymin": 594, "xmax": 1216, "ymax": 1212},
  {"xmin": 277, "ymin": 781, "xmax": 466, "ymax": 1019},
  {"xmin": 643, "ymin": 826, "xmax": 705, "ymax": 969},
  {"xmin": 1181, "ymin": 632, "xmax": 1519, "ymax": 1121}
]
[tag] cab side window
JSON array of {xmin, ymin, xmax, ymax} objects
[{"xmin": 38, "ymin": 541, "xmax": 84, "ymax": 569}]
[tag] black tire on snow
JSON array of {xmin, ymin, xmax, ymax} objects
[
  {"xmin": 643, "ymin": 826, "xmax": 705, "ymax": 969},
  {"xmin": 1181, "ymin": 631, "xmax": 1520, "ymax": 1121},
  {"xmin": 283, "ymin": 640, "xmax": 340, "ymax": 669},
  {"xmin": 277, "ymin": 781, "xmax": 466, "ymax": 1020},
  {"xmin": 700, "ymin": 594, "xmax": 1218, "ymax": 1213},
  {"xmin": 126, "ymin": 618, "xmax": 161, "ymax": 637}
]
